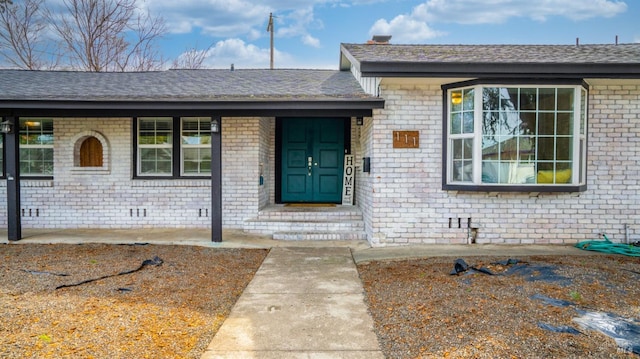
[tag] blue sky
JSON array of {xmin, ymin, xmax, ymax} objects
[{"xmin": 148, "ymin": 0, "xmax": 638, "ymax": 69}]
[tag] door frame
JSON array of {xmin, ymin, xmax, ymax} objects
[{"xmin": 275, "ymin": 117, "xmax": 351, "ymax": 203}]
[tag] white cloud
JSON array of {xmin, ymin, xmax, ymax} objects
[
  {"xmin": 422, "ymin": 0, "xmax": 628, "ymax": 24},
  {"xmin": 246, "ymin": 29, "xmax": 263, "ymax": 41},
  {"xmin": 276, "ymin": 7, "xmax": 324, "ymax": 47},
  {"xmin": 302, "ymin": 34, "xmax": 322, "ymax": 47},
  {"xmin": 201, "ymin": 38, "xmax": 269, "ymax": 68},
  {"xmin": 199, "ymin": 38, "xmax": 298, "ymax": 68},
  {"xmin": 197, "ymin": 37, "xmax": 338, "ymax": 69},
  {"xmin": 369, "ymin": 0, "xmax": 628, "ymax": 43},
  {"xmin": 147, "ymin": 0, "xmax": 271, "ymax": 36},
  {"xmin": 146, "ymin": 0, "xmax": 334, "ymax": 50},
  {"xmin": 369, "ymin": 15, "xmax": 444, "ymax": 43}
]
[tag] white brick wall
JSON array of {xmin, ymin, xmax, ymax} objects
[
  {"xmin": 0, "ymin": 116, "xmax": 267, "ymax": 230},
  {"xmin": 2, "ymin": 82, "xmax": 638, "ymax": 245},
  {"xmin": 222, "ymin": 117, "xmax": 261, "ymax": 227},
  {"xmin": 258, "ymin": 117, "xmax": 275, "ymax": 209},
  {"xmin": 355, "ymin": 115, "xmax": 377, "ymax": 244},
  {"xmin": 355, "ymin": 81, "xmax": 640, "ymax": 245}
]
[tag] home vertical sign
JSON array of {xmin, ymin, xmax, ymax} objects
[{"xmin": 342, "ymin": 155, "xmax": 355, "ymax": 205}]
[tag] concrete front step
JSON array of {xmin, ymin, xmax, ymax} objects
[
  {"xmin": 256, "ymin": 206, "xmax": 363, "ymax": 221},
  {"xmin": 243, "ymin": 205, "xmax": 367, "ymax": 241},
  {"xmin": 244, "ymin": 219, "xmax": 365, "ymax": 234},
  {"xmin": 273, "ymin": 231, "xmax": 368, "ymax": 241}
]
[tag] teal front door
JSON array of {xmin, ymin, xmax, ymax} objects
[{"xmin": 281, "ymin": 118, "xmax": 345, "ymax": 203}]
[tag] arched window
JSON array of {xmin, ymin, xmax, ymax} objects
[
  {"xmin": 71, "ymin": 131, "xmax": 110, "ymax": 174},
  {"xmin": 79, "ymin": 136, "xmax": 103, "ymax": 167}
]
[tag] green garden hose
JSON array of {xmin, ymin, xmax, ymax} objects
[{"xmin": 575, "ymin": 234, "xmax": 640, "ymax": 257}]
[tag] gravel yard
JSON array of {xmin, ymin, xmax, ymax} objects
[
  {"xmin": 0, "ymin": 244, "xmax": 267, "ymax": 358},
  {"xmin": 358, "ymin": 254, "xmax": 640, "ymax": 358},
  {"xmin": 1, "ymin": 243, "xmax": 639, "ymax": 358}
]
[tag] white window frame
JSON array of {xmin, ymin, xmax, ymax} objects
[
  {"xmin": 137, "ymin": 117, "xmax": 173, "ymax": 177},
  {"xmin": 135, "ymin": 117, "xmax": 213, "ymax": 178},
  {"xmin": 444, "ymin": 83, "xmax": 588, "ymax": 191},
  {"xmin": 19, "ymin": 118, "xmax": 54, "ymax": 177},
  {"xmin": 180, "ymin": 117, "xmax": 212, "ymax": 176}
]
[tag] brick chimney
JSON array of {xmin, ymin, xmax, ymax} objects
[{"xmin": 367, "ymin": 35, "xmax": 392, "ymax": 44}]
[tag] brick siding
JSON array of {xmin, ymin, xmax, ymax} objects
[
  {"xmin": 0, "ymin": 117, "xmax": 268, "ymax": 229},
  {"xmin": 1, "ymin": 83, "xmax": 638, "ymax": 246},
  {"xmin": 354, "ymin": 82, "xmax": 640, "ymax": 245}
]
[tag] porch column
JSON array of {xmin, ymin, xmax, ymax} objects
[
  {"xmin": 4, "ymin": 116, "xmax": 21, "ymax": 241},
  {"xmin": 211, "ymin": 117, "xmax": 222, "ymax": 242}
]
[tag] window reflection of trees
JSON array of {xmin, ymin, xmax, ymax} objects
[
  {"xmin": 480, "ymin": 87, "xmax": 574, "ymax": 184},
  {"xmin": 482, "ymin": 88, "xmax": 535, "ymax": 183}
]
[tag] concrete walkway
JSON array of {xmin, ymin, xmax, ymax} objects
[{"xmin": 201, "ymin": 247, "xmax": 384, "ymax": 359}]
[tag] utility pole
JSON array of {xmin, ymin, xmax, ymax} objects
[{"xmin": 267, "ymin": 12, "xmax": 274, "ymax": 69}]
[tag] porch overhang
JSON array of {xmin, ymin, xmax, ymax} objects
[
  {"xmin": 0, "ymin": 97, "xmax": 384, "ymax": 242},
  {"xmin": 0, "ymin": 98, "xmax": 385, "ymax": 118},
  {"xmin": 0, "ymin": 68, "xmax": 384, "ymax": 241}
]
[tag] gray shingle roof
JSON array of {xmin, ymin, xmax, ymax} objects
[
  {"xmin": 0, "ymin": 68, "xmax": 376, "ymax": 102},
  {"xmin": 342, "ymin": 43, "xmax": 640, "ymax": 64},
  {"xmin": 341, "ymin": 43, "xmax": 640, "ymax": 78}
]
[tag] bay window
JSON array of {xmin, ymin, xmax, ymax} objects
[
  {"xmin": 443, "ymin": 82, "xmax": 587, "ymax": 191},
  {"xmin": 135, "ymin": 117, "xmax": 212, "ymax": 177}
]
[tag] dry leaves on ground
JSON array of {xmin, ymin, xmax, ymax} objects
[
  {"xmin": 358, "ymin": 254, "xmax": 640, "ymax": 359},
  {"xmin": 4, "ymin": 243, "xmax": 640, "ymax": 359},
  {"xmin": 0, "ymin": 244, "xmax": 267, "ymax": 359}
]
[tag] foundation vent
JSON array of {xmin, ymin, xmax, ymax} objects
[
  {"xmin": 449, "ymin": 217, "xmax": 478, "ymax": 244},
  {"xmin": 21, "ymin": 208, "xmax": 40, "ymax": 217},
  {"xmin": 130, "ymin": 208, "xmax": 147, "ymax": 217},
  {"xmin": 448, "ymin": 217, "xmax": 471, "ymax": 229}
]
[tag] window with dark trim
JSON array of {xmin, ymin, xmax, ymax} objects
[
  {"xmin": 0, "ymin": 135, "xmax": 3, "ymax": 176},
  {"xmin": 181, "ymin": 117, "xmax": 212, "ymax": 175},
  {"xmin": 134, "ymin": 117, "xmax": 212, "ymax": 178},
  {"xmin": 443, "ymin": 81, "xmax": 588, "ymax": 191},
  {"xmin": 20, "ymin": 118, "xmax": 54, "ymax": 177}
]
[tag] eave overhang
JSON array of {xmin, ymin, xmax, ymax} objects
[
  {"xmin": 0, "ymin": 98, "xmax": 385, "ymax": 118},
  {"xmin": 355, "ymin": 61, "xmax": 640, "ymax": 80}
]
